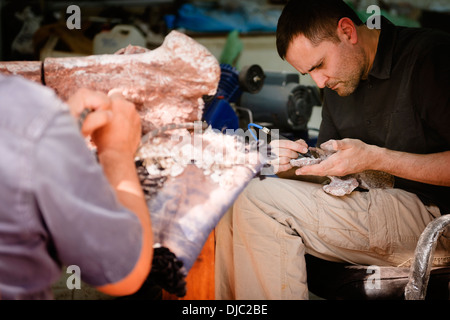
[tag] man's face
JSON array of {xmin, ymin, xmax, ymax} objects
[{"xmin": 285, "ymin": 33, "xmax": 366, "ymax": 97}]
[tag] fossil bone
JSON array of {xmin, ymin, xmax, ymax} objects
[{"xmin": 290, "ymin": 147, "xmax": 394, "ymax": 196}]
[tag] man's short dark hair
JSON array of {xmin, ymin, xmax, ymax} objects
[{"xmin": 276, "ymin": 0, "xmax": 364, "ymax": 59}]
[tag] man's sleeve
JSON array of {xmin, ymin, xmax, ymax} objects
[{"xmin": 34, "ymin": 109, "xmax": 144, "ymax": 288}]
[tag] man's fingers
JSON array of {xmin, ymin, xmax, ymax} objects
[
  {"xmin": 267, "ymin": 155, "xmax": 293, "ymax": 174},
  {"xmin": 276, "ymin": 163, "xmax": 293, "ymax": 173},
  {"xmin": 80, "ymin": 110, "xmax": 113, "ymax": 137},
  {"xmin": 295, "ymin": 163, "xmax": 327, "ymax": 176},
  {"xmin": 83, "ymin": 89, "xmax": 111, "ymax": 111},
  {"xmin": 108, "ymin": 89, "xmax": 128, "ymax": 102},
  {"xmin": 272, "ymin": 148, "xmax": 301, "ymax": 159},
  {"xmin": 269, "ymin": 162, "xmax": 292, "ymax": 174},
  {"xmin": 108, "ymin": 90, "xmax": 138, "ymax": 113},
  {"xmin": 320, "ymin": 139, "xmax": 338, "ymax": 151},
  {"xmin": 275, "ymin": 156, "xmax": 293, "ymax": 165},
  {"xmin": 294, "ymin": 138, "xmax": 309, "ymax": 150},
  {"xmin": 67, "ymin": 88, "xmax": 111, "ymax": 117},
  {"xmin": 320, "ymin": 139, "xmax": 350, "ymax": 151},
  {"xmin": 270, "ymin": 139, "xmax": 309, "ymax": 154}
]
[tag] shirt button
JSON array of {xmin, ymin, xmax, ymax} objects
[
  {"xmin": 366, "ymin": 120, "xmax": 372, "ymax": 125},
  {"xmin": 368, "ymin": 83, "xmax": 373, "ymax": 89}
]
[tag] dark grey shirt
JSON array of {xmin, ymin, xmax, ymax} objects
[
  {"xmin": 0, "ymin": 75, "xmax": 143, "ymax": 299},
  {"xmin": 318, "ymin": 17, "xmax": 450, "ymax": 213}
]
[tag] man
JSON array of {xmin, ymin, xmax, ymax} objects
[
  {"xmin": 215, "ymin": 0, "xmax": 450, "ymax": 299},
  {"xmin": 0, "ymin": 74, "xmax": 153, "ymax": 299}
]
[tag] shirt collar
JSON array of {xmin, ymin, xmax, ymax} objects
[{"xmin": 368, "ymin": 16, "xmax": 397, "ymax": 80}]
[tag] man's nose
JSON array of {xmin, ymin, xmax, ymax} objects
[{"xmin": 310, "ymin": 71, "xmax": 328, "ymax": 89}]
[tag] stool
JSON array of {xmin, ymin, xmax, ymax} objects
[{"xmin": 306, "ymin": 214, "xmax": 450, "ymax": 300}]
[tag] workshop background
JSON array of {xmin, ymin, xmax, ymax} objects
[
  {"xmin": 1, "ymin": 0, "xmax": 448, "ymax": 143},
  {"xmin": 0, "ymin": 0, "xmax": 449, "ymax": 136}
]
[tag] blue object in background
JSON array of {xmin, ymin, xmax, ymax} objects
[
  {"xmin": 203, "ymin": 98, "xmax": 240, "ymax": 132},
  {"xmin": 202, "ymin": 64, "xmax": 242, "ymax": 131},
  {"xmin": 172, "ymin": 3, "xmax": 280, "ymax": 33}
]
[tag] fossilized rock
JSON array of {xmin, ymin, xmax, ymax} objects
[
  {"xmin": 0, "ymin": 30, "xmax": 221, "ymax": 134},
  {"xmin": 0, "ymin": 61, "xmax": 42, "ymax": 83},
  {"xmin": 43, "ymin": 30, "xmax": 221, "ymax": 133},
  {"xmin": 290, "ymin": 147, "xmax": 394, "ymax": 196}
]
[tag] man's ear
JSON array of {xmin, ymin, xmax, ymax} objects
[{"xmin": 337, "ymin": 17, "xmax": 358, "ymax": 44}]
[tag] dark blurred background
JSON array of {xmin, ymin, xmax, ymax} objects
[{"xmin": 0, "ymin": 0, "xmax": 448, "ymax": 61}]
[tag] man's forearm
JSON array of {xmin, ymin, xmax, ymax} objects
[
  {"xmin": 372, "ymin": 147, "xmax": 450, "ymax": 187},
  {"xmin": 96, "ymin": 149, "xmax": 153, "ymax": 296},
  {"xmin": 98, "ymin": 150, "xmax": 148, "ymax": 212}
]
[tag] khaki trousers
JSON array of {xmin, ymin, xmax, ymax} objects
[{"xmin": 215, "ymin": 177, "xmax": 450, "ymax": 300}]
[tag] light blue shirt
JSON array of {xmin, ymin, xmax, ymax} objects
[{"xmin": 0, "ymin": 75, "xmax": 143, "ymax": 299}]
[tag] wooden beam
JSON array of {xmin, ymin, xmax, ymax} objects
[{"xmin": 162, "ymin": 231, "xmax": 215, "ymax": 300}]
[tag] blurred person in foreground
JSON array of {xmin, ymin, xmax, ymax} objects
[{"xmin": 0, "ymin": 74, "xmax": 153, "ymax": 299}]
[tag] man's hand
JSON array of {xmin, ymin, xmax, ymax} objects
[
  {"xmin": 295, "ymin": 138, "xmax": 377, "ymax": 176},
  {"xmin": 269, "ymin": 138, "xmax": 309, "ymax": 173},
  {"xmin": 66, "ymin": 88, "xmax": 112, "ymax": 137},
  {"xmin": 294, "ymin": 138, "xmax": 450, "ymax": 187},
  {"xmin": 90, "ymin": 91, "xmax": 142, "ymax": 157}
]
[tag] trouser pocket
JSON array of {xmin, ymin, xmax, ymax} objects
[{"xmin": 315, "ymin": 188, "xmax": 393, "ymax": 256}]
